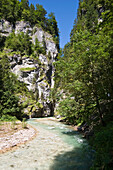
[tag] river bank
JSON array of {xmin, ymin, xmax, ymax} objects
[
  {"xmin": 0, "ymin": 122, "xmax": 37, "ymax": 154},
  {"xmin": 0, "ymin": 118, "xmax": 93, "ymax": 170}
]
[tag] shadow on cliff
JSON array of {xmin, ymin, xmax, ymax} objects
[{"xmin": 49, "ymin": 146, "xmax": 94, "ymax": 170}]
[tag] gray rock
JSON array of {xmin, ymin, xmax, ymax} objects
[
  {"xmin": 0, "ymin": 20, "xmax": 58, "ymax": 117},
  {"xmin": 0, "ymin": 20, "xmax": 12, "ymax": 36}
]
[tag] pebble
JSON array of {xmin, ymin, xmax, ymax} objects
[
  {"xmin": 0, "ymin": 119, "xmax": 74, "ymax": 170},
  {"xmin": 0, "ymin": 128, "xmax": 36, "ymax": 152}
]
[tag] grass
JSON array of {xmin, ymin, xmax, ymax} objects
[
  {"xmin": 0, "ymin": 115, "xmax": 28, "ymax": 138},
  {"xmin": 20, "ymin": 67, "xmax": 36, "ymax": 72}
]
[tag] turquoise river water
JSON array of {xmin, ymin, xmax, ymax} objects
[
  {"xmin": 28, "ymin": 118, "xmax": 94, "ymax": 170},
  {"xmin": 0, "ymin": 117, "xmax": 94, "ymax": 170}
]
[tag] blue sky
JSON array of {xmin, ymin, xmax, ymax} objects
[{"xmin": 28, "ymin": 0, "xmax": 79, "ymax": 48}]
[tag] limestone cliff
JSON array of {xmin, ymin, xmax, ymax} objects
[{"xmin": 0, "ymin": 20, "xmax": 58, "ymax": 117}]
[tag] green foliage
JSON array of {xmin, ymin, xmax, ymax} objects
[
  {"xmin": 90, "ymin": 123, "xmax": 113, "ymax": 169},
  {"xmin": 0, "ymin": 53, "xmax": 23, "ymax": 120},
  {"xmin": 36, "ymin": 102, "xmax": 43, "ymax": 109},
  {"xmin": 56, "ymin": 0, "xmax": 113, "ymax": 125},
  {"xmin": 20, "ymin": 67, "xmax": 36, "ymax": 72},
  {"xmin": 76, "ymin": 0, "xmax": 98, "ymax": 33},
  {"xmin": 47, "ymin": 12, "xmax": 60, "ymax": 50},
  {"xmin": 29, "ymin": 3, "xmax": 36, "ymax": 25},
  {"xmin": 54, "ymin": 0, "xmax": 113, "ymax": 169},
  {"xmin": 32, "ymin": 38, "xmax": 46, "ymax": 58},
  {"xmin": 11, "ymin": 116, "xmax": 17, "ymax": 129},
  {"xmin": 0, "ymin": 35, "xmax": 6, "ymax": 50},
  {"xmin": 22, "ymin": 118, "xmax": 27, "ymax": 128},
  {"xmin": 47, "ymin": 51, "xmax": 52, "ymax": 63},
  {"xmin": 0, "ymin": 0, "xmax": 59, "ymax": 49},
  {"xmin": 5, "ymin": 31, "xmax": 32, "ymax": 55},
  {"xmin": 57, "ymin": 97, "xmax": 79, "ymax": 124},
  {"xmin": 21, "ymin": 100, "xmax": 29, "ymax": 108},
  {"xmin": 35, "ymin": 4, "xmax": 47, "ymax": 28},
  {"xmin": 0, "ymin": 0, "xmax": 59, "ymax": 122},
  {"xmin": 0, "ymin": 0, "xmax": 20, "ymax": 28},
  {"xmin": 0, "ymin": 114, "xmax": 17, "ymax": 122}
]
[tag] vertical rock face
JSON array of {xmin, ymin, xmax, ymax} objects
[
  {"xmin": 0, "ymin": 20, "xmax": 12, "ymax": 36},
  {"xmin": 0, "ymin": 20, "xmax": 58, "ymax": 117}
]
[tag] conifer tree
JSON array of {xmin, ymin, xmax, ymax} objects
[{"xmin": 0, "ymin": 54, "xmax": 22, "ymax": 119}]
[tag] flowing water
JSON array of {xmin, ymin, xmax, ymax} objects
[
  {"xmin": 0, "ymin": 117, "xmax": 94, "ymax": 170},
  {"xmin": 28, "ymin": 118, "xmax": 94, "ymax": 170}
]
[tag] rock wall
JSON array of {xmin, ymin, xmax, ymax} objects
[{"xmin": 0, "ymin": 20, "xmax": 58, "ymax": 117}]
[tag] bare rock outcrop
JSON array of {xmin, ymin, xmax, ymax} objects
[{"xmin": 0, "ymin": 20, "xmax": 58, "ymax": 117}]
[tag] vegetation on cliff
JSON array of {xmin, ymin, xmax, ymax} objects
[
  {"xmin": 0, "ymin": 0, "xmax": 113, "ymax": 168},
  {"xmin": 0, "ymin": 53, "xmax": 23, "ymax": 119},
  {"xmin": 0, "ymin": 0, "xmax": 59, "ymax": 49},
  {"xmin": 0, "ymin": 0, "xmax": 59, "ymax": 120}
]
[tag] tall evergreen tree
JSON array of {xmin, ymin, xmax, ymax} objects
[
  {"xmin": 55, "ymin": 0, "xmax": 113, "ymax": 168},
  {"xmin": 47, "ymin": 12, "xmax": 60, "ymax": 50},
  {"xmin": 0, "ymin": 53, "xmax": 22, "ymax": 119},
  {"xmin": 1, "ymin": 0, "xmax": 20, "ymax": 29}
]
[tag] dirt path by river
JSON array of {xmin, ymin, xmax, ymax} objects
[{"xmin": 0, "ymin": 118, "xmax": 74, "ymax": 170}]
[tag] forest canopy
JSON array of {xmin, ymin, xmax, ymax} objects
[
  {"xmin": 54, "ymin": 0, "xmax": 113, "ymax": 169},
  {"xmin": 0, "ymin": 0, "xmax": 59, "ymax": 49}
]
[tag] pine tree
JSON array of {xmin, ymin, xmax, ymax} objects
[{"xmin": 0, "ymin": 53, "xmax": 22, "ymax": 119}]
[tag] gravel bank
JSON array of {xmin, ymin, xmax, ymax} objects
[{"xmin": 0, "ymin": 126, "xmax": 37, "ymax": 154}]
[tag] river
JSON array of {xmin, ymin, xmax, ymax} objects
[{"xmin": 0, "ymin": 117, "xmax": 94, "ymax": 170}]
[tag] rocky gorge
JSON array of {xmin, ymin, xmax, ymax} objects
[{"xmin": 0, "ymin": 20, "xmax": 58, "ymax": 118}]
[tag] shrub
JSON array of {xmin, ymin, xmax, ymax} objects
[
  {"xmin": 90, "ymin": 122, "xmax": 113, "ymax": 169},
  {"xmin": 22, "ymin": 118, "xmax": 27, "ymax": 128}
]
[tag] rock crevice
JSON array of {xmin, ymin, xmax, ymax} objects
[{"xmin": 0, "ymin": 20, "xmax": 58, "ymax": 117}]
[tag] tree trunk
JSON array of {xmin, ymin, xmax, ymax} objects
[{"xmin": 95, "ymin": 94, "xmax": 106, "ymax": 126}]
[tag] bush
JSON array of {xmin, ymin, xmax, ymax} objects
[
  {"xmin": 5, "ymin": 32, "xmax": 32, "ymax": 55},
  {"xmin": 0, "ymin": 114, "xmax": 17, "ymax": 122},
  {"xmin": 90, "ymin": 122, "xmax": 113, "ymax": 169},
  {"xmin": 22, "ymin": 118, "xmax": 27, "ymax": 128},
  {"xmin": 57, "ymin": 97, "xmax": 78, "ymax": 124}
]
